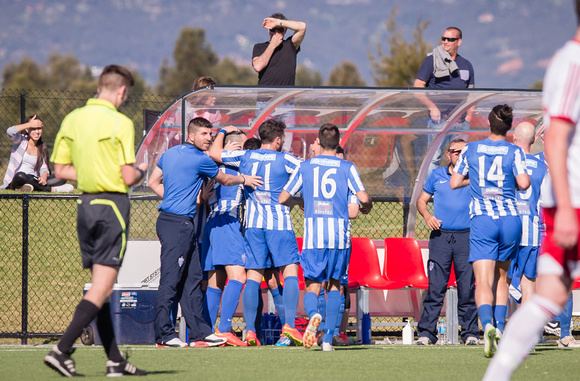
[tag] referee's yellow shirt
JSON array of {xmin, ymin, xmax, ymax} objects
[{"xmin": 51, "ymin": 98, "xmax": 136, "ymax": 194}]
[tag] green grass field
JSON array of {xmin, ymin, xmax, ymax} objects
[{"xmin": 1, "ymin": 344, "xmax": 579, "ymax": 381}]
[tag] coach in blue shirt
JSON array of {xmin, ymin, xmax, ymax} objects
[
  {"xmin": 415, "ymin": 138, "xmax": 478, "ymax": 345},
  {"xmin": 148, "ymin": 117, "xmax": 261, "ymax": 348}
]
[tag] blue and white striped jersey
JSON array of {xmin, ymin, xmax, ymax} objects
[
  {"xmin": 221, "ymin": 149, "xmax": 301, "ymax": 230},
  {"xmin": 207, "ymin": 165, "xmax": 243, "ymax": 218},
  {"xmin": 454, "ymin": 139, "xmax": 527, "ymax": 219},
  {"xmin": 517, "ymin": 152, "xmax": 547, "ymax": 246},
  {"xmin": 284, "ymin": 155, "xmax": 365, "ymax": 250}
]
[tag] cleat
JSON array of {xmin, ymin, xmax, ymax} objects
[
  {"xmin": 201, "ymin": 333, "xmax": 228, "ymax": 347},
  {"xmin": 303, "ymin": 313, "xmax": 322, "ymax": 349},
  {"xmin": 44, "ymin": 346, "xmax": 80, "ymax": 377},
  {"xmin": 508, "ymin": 284, "xmax": 522, "ymax": 304},
  {"xmin": 415, "ymin": 336, "xmax": 432, "ymax": 346},
  {"xmin": 464, "ymin": 336, "xmax": 479, "ymax": 346},
  {"xmin": 483, "ymin": 324, "xmax": 496, "ymax": 358},
  {"xmin": 558, "ymin": 336, "xmax": 580, "ymax": 348},
  {"xmin": 544, "ymin": 321, "xmax": 561, "ymax": 337},
  {"xmin": 494, "ymin": 329, "xmax": 502, "ymax": 352},
  {"xmin": 106, "ymin": 359, "xmax": 147, "ymax": 377},
  {"xmin": 215, "ymin": 331, "xmax": 247, "ymax": 347},
  {"xmin": 245, "ymin": 330, "xmax": 261, "ymax": 346},
  {"xmin": 282, "ymin": 324, "xmax": 304, "ymax": 346},
  {"xmin": 275, "ymin": 336, "xmax": 292, "ymax": 347},
  {"xmin": 333, "ymin": 333, "xmax": 351, "ymax": 346},
  {"xmin": 321, "ymin": 342, "xmax": 334, "ymax": 352},
  {"xmin": 156, "ymin": 337, "xmax": 187, "ymax": 348}
]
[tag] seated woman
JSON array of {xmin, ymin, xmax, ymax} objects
[{"xmin": 2, "ymin": 115, "xmax": 73, "ymax": 192}]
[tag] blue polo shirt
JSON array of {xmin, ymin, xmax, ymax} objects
[
  {"xmin": 416, "ymin": 54, "xmax": 475, "ymax": 89},
  {"xmin": 157, "ymin": 143, "xmax": 219, "ymax": 218},
  {"xmin": 424, "ymin": 166, "xmax": 470, "ymax": 231}
]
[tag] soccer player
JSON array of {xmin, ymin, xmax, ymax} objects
[
  {"xmin": 451, "ymin": 104, "xmax": 530, "ymax": 358},
  {"xmin": 209, "ymin": 119, "xmax": 304, "ymax": 346},
  {"xmin": 280, "ymin": 124, "xmax": 372, "ymax": 351},
  {"xmin": 149, "ymin": 118, "xmax": 261, "ymax": 348},
  {"xmin": 201, "ymin": 128, "xmax": 249, "ymax": 346},
  {"xmin": 44, "ymin": 65, "xmax": 147, "ymax": 377},
  {"xmin": 484, "ymin": 3, "xmax": 580, "ymax": 377},
  {"xmin": 507, "ymin": 121, "xmax": 547, "ymax": 305}
]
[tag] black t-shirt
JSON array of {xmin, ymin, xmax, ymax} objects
[{"xmin": 252, "ymin": 37, "xmax": 300, "ymax": 86}]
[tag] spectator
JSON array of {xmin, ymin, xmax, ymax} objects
[
  {"xmin": 193, "ymin": 76, "xmax": 216, "ymax": 91},
  {"xmin": 43, "ymin": 64, "xmax": 146, "ymax": 377},
  {"xmin": 2, "ymin": 115, "xmax": 73, "ymax": 192},
  {"xmin": 415, "ymin": 138, "xmax": 478, "ymax": 346},
  {"xmin": 485, "ymin": 4, "xmax": 580, "ymax": 375},
  {"xmin": 149, "ymin": 117, "xmax": 261, "ymax": 348},
  {"xmin": 252, "ymin": 13, "xmax": 307, "ymax": 86},
  {"xmin": 188, "ymin": 76, "xmax": 221, "ymax": 126}
]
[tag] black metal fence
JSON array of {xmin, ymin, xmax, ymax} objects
[
  {"xmin": 0, "ymin": 89, "xmax": 174, "ymax": 179},
  {"xmin": 0, "ymin": 193, "xmax": 424, "ymax": 344}
]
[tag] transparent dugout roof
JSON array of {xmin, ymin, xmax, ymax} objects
[{"xmin": 136, "ymin": 87, "xmax": 544, "ymax": 235}]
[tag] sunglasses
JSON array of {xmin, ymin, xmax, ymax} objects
[
  {"xmin": 448, "ymin": 149, "xmax": 462, "ymax": 155},
  {"xmin": 441, "ymin": 36, "xmax": 459, "ymax": 42}
]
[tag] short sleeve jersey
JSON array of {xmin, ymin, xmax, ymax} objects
[
  {"xmin": 284, "ymin": 155, "xmax": 365, "ymax": 249},
  {"xmin": 252, "ymin": 37, "xmax": 300, "ymax": 86},
  {"xmin": 517, "ymin": 152, "xmax": 547, "ymax": 246},
  {"xmin": 51, "ymin": 98, "xmax": 136, "ymax": 193},
  {"xmin": 423, "ymin": 166, "xmax": 471, "ymax": 231},
  {"xmin": 540, "ymin": 39, "xmax": 580, "ymax": 208},
  {"xmin": 454, "ymin": 139, "xmax": 527, "ymax": 219},
  {"xmin": 208, "ymin": 165, "xmax": 242, "ymax": 218},
  {"xmin": 157, "ymin": 143, "xmax": 219, "ymax": 218},
  {"xmin": 221, "ymin": 148, "xmax": 300, "ymax": 230}
]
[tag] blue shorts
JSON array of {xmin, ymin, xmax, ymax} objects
[
  {"xmin": 301, "ymin": 248, "xmax": 351, "ymax": 283},
  {"xmin": 201, "ymin": 213, "xmax": 248, "ymax": 271},
  {"xmin": 469, "ymin": 215, "xmax": 521, "ymax": 263},
  {"xmin": 509, "ymin": 245, "xmax": 539, "ymax": 281},
  {"xmin": 244, "ymin": 228, "xmax": 299, "ymax": 269}
]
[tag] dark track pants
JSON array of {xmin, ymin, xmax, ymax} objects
[
  {"xmin": 417, "ymin": 230, "xmax": 478, "ymax": 343},
  {"xmin": 154, "ymin": 212, "xmax": 211, "ymax": 343}
]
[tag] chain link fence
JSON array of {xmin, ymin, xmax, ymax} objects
[
  {"xmin": 0, "ymin": 88, "xmax": 173, "ymax": 180},
  {"xmin": 0, "ymin": 192, "xmax": 429, "ymax": 343}
]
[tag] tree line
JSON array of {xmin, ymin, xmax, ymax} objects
[{"xmin": 2, "ymin": 11, "xmax": 431, "ymax": 96}]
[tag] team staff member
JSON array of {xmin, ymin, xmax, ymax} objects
[
  {"xmin": 44, "ymin": 65, "xmax": 147, "ymax": 377},
  {"xmin": 149, "ymin": 117, "xmax": 261, "ymax": 348},
  {"xmin": 415, "ymin": 138, "xmax": 478, "ymax": 346}
]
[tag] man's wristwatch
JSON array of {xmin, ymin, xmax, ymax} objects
[{"xmin": 279, "ymin": 19, "xmax": 283, "ymax": 26}]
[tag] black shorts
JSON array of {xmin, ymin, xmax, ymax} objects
[{"xmin": 77, "ymin": 193, "xmax": 130, "ymax": 269}]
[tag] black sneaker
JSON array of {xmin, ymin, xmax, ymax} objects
[
  {"xmin": 106, "ymin": 360, "xmax": 147, "ymax": 377},
  {"xmin": 44, "ymin": 346, "xmax": 80, "ymax": 377}
]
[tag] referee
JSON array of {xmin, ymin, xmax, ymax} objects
[{"xmin": 44, "ymin": 65, "xmax": 147, "ymax": 377}]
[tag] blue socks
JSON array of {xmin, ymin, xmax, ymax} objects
[
  {"xmin": 557, "ymin": 293, "xmax": 574, "ymax": 338},
  {"xmin": 205, "ymin": 287, "xmax": 222, "ymax": 330},
  {"xmin": 324, "ymin": 291, "xmax": 341, "ymax": 344},
  {"xmin": 478, "ymin": 304, "xmax": 493, "ymax": 328},
  {"xmin": 494, "ymin": 305, "xmax": 507, "ymax": 331},
  {"xmin": 270, "ymin": 286, "xmax": 285, "ymax": 325},
  {"xmin": 304, "ymin": 291, "xmax": 318, "ymax": 318},
  {"xmin": 218, "ymin": 280, "xmax": 243, "ymax": 333},
  {"xmin": 283, "ymin": 276, "xmax": 299, "ymax": 328},
  {"xmin": 243, "ymin": 280, "xmax": 260, "ymax": 332},
  {"xmin": 335, "ymin": 293, "xmax": 346, "ymax": 335}
]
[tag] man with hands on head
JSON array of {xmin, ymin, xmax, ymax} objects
[{"xmin": 252, "ymin": 13, "xmax": 307, "ymax": 86}]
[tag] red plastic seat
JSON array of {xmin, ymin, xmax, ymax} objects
[
  {"xmin": 573, "ymin": 278, "xmax": 580, "ymax": 290},
  {"xmin": 447, "ymin": 263, "xmax": 457, "ymax": 288},
  {"xmin": 383, "ymin": 237, "xmax": 429, "ymax": 289},
  {"xmin": 347, "ymin": 237, "xmax": 406, "ymax": 289}
]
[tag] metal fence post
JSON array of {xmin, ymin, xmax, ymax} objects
[
  {"xmin": 445, "ymin": 288, "xmax": 459, "ymax": 344},
  {"xmin": 21, "ymin": 194, "xmax": 30, "ymax": 345},
  {"xmin": 19, "ymin": 91, "xmax": 26, "ymax": 124}
]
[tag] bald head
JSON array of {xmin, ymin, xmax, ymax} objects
[{"xmin": 513, "ymin": 121, "xmax": 536, "ymax": 149}]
